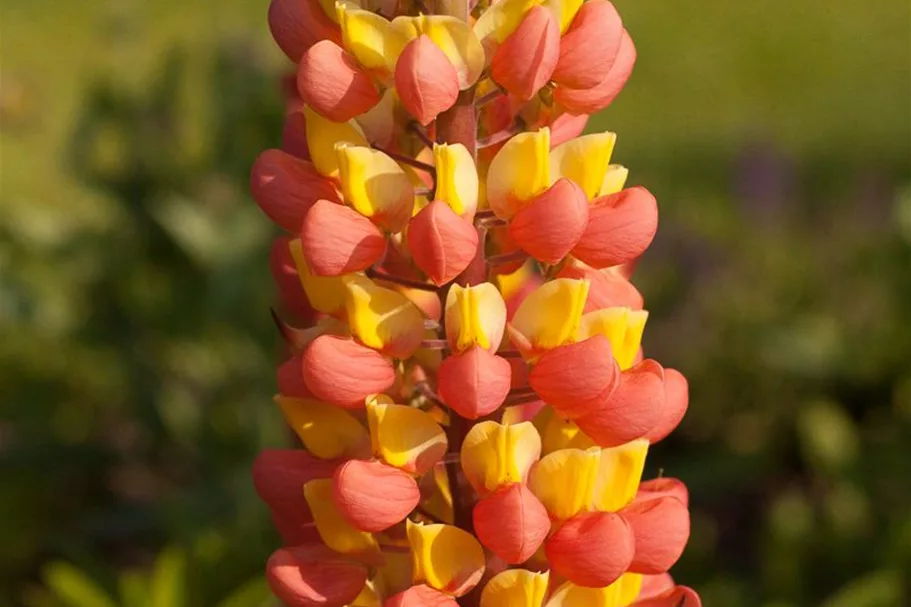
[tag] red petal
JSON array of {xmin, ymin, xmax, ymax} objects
[
  {"xmin": 298, "ymin": 40, "xmax": 379, "ymax": 122},
  {"xmin": 528, "ymin": 335, "xmax": 619, "ymax": 419},
  {"xmin": 270, "ymin": 509, "xmax": 322, "ymax": 546},
  {"xmin": 302, "ymin": 335, "xmax": 396, "ymax": 408},
  {"xmin": 384, "ymin": 585, "xmax": 460, "ymax": 607},
  {"xmin": 251, "ymin": 149, "xmax": 342, "ymax": 232},
  {"xmin": 572, "ymin": 186, "xmax": 658, "ymax": 269},
  {"xmin": 554, "ymin": 29, "xmax": 636, "ymax": 115},
  {"xmin": 634, "ymin": 586, "xmax": 701, "ymax": 607},
  {"xmin": 268, "ymin": 0, "xmax": 341, "ymax": 62},
  {"xmin": 302, "ymin": 200, "xmax": 386, "ymax": 276},
  {"xmin": 333, "ymin": 459, "xmax": 420, "ymax": 532},
  {"xmin": 637, "ymin": 477, "xmax": 689, "ymax": 509},
  {"xmin": 637, "ymin": 573, "xmax": 676, "ymax": 600},
  {"xmin": 407, "ymin": 200, "xmax": 479, "ymax": 285},
  {"xmin": 277, "ymin": 355, "xmax": 313, "ymax": 399},
  {"xmin": 644, "ymin": 368, "xmax": 689, "ymax": 444},
  {"xmin": 266, "ymin": 545, "xmax": 367, "ymax": 607},
  {"xmin": 282, "ymin": 110, "xmax": 311, "ymax": 160},
  {"xmin": 252, "ymin": 450, "xmax": 339, "ymax": 519},
  {"xmin": 438, "ymin": 348, "xmax": 512, "ymax": 420},
  {"xmin": 509, "ymin": 178, "xmax": 589, "ymax": 265},
  {"xmin": 271, "ymin": 236, "xmax": 317, "ymax": 322},
  {"xmin": 549, "ymin": 112, "xmax": 590, "ymax": 148},
  {"xmin": 395, "ymin": 36, "xmax": 459, "ymax": 126},
  {"xmin": 544, "ymin": 511, "xmax": 635, "ymax": 587},
  {"xmin": 473, "ymin": 483, "xmax": 551, "ymax": 564},
  {"xmin": 621, "ymin": 496, "xmax": 690, "ymax": 574},
  {"xmin": 553, "ymin": 0, "xmax": 624, "ymax": 89},
  {"xmin": 491, "ymin": 6, "xmax": 560, "ymax": 101},
  {"xmin": 575, "ymin": 359, "xmax": 665, "ymax": 447},
  {"xmin": 556, "ymin": 263, "xmax": 643, "ymax": 312}
]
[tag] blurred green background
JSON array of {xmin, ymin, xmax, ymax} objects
[{"xmin": 1, "ymin": 0, "xmax": 909, "ymax": 605}]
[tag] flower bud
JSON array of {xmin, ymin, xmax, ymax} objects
[
  {"xmin": 528, "ymin": 335, "xmax": 620, "ymax": 419},
  {"xmin": 637, "ymin": 477, "xmax": 689, "ymax": 508},
  {"xmin": 301, "ymin": 200, "xmax": 386, "ymax": 276},
  {"xmin": 407, "ymin": 200, "xmax": 479, "ymax": 285},
  {"xmin": 576, "ymin": 359, "xmax": 666, "ymax": 447},
  {"xmin": 491, "ymin": 6, "xmax": 560, "ymax": 101},
  {"xmin": 553, "ymin": 0, "xmax": 624, "ymax": 90},
  {"xmin": 282, "ymin": 109, "xmax": 311, "ymax": 160},
  {"xmin": 644, "ymin": 367, "xmax": 689, "ymax": 444},
  {"xmin": 267, "ymin": 0, "xmax": 341, "ymax": 62},
  {"xmin": 298, "ymin": 40, "xmax": 380, "ymax": 122},
  {"xmin": 384, "ymin": 585, "xmax": 459, "ymax": 607},
  {"xmin": 266, "ymin": 545, "xmax": 368, "ymax": 607},
  {"xmin": 332, "ymin": 459, "xmax": 420, "ymax": 532},
  {"xmin": 302, "ymin": 335, "xmax": 396, "ymax": 407},
  {"xmin": 621, "ymin": 495, "xmax": 690, "ymax": 574},
  {"xmin": 438, "ymin": 347, "xmax": 512, "ymax": 419},
  {"xmin": 250, "ymin": 149, "xmax": 342, "ymax": 232},
  {"xmin": 555, "ymin": 29, "xmax": 636, "ymax": 115},
  {"xmin": 544, "ymin": 511, "xmax": 635, "ymax": 587},
  {"xmin": 572, "ymin": 186, "xmax": 658, "ymax": 269},
  {"xmin": 395, "ymin": 35, "xmax": 460, "ymax": 126},
  {"xmin": 473, "ymin": 483, "xmax": 550, "ymax": 564},
  {"xmin": 508, "ymin": 178, "xmax": 589, "ymax": 264}
]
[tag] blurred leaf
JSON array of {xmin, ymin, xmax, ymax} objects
[
  {"xmin": 43, "ymin": 562, "xmax": 117, "ymax": 607},
  {"xmin": 215, "ymin": 577, "xmax": 275, "ymax": 607},
  {"xmin": 797, "ymin": 400, "xmax": 859, "ymax": 477},
  {"xmin": 149, "ymin": 548, "xmax": 187, "ymax": 607},
  {"xmin": 821, "ymin": 570, "xmax": 903, "ymax": 607},
  {"xmin": 118, "ymin": 570, "xmax": 148, "ymax": 607}
]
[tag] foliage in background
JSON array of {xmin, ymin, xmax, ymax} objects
[{"xmin": 1, "ymin": 0, "xmax": 909, "ymax": 606}]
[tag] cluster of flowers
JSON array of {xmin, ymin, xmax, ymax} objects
[{"xmin": 250, "ymin": 0, "xmax": 700, "ymax": 605}]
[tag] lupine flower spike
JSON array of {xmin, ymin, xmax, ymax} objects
[{"xmin": 252, "ymin": 0, "xmax": 699, "ymax": 604}]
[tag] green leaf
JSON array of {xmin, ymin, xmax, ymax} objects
[
  {"xmin": 821, "ymin": 570, "xmax": 902, "ymax": 607},
  {"xmin": 118, "ymin": 570, "xmax": 149, "ymax": 607},
  {"xmin": 215, "ymin": 577, "xmax": 275, "ymax": 607},
  {"xmin": 149, "ymin": 548, "xmax": 187, "ymax": 607},
  {"xmin": 43, "ymin": 562, "xmax": 117, "ymax": 607}
]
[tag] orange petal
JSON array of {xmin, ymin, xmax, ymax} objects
[
  {"xmin": 282, "ymin": 109, "xmax": 311, "ymax": 161},
  {"xmin": 473, "ymin": 483, "xmax": 550, "ymax": 564},
  {"xmin": 407, "ymin": 521, "xmax": 486, "ymax": 596},
  {"xmin": 407, "ymin": 200, "xmax": 479, "ymax": 285},
  {"xmin": 508, "ymin": 178, "xmax": 589, "ymax": 264},
  {"xmin": 528, "ymin": 335, "xmax": 620, "ymax": 419},
  {"xmin": 251, "ymin": 449, "xmax": 339, "ymax": 521},
  {"xmin": 395, "ymin": 35, "xmax": 460, "ymax": 126},
  {"xmin": 621, "ymin": 495, "xmax": 690, "ymax": 575},
  {"xmin": 491, "ymin": 6, "xmax": 560, "ymax": 101},
  {"xmin": 301, "ymin": 200, "xmax": 386, "ymax": 276},
  {"xmin": 576, "ymin": 359, "xmax": 665, "ymax": 447},
  {"xmin": 548, "ymin": 112, "xmax": 589, "ymax": 148},
  {"xmin": 333, "ymin": 459, "xmax": 420, "ymax": 532},
  {"xmin": 555, "ymin": 29, "xmax": 636, "ymax": 115},
  {"xmin": 250, "ymin": 149, "xmax": 342, "ymax": 232},
  {"xmin": 383, "ymin": 585, "xmax": 459, "ymax": 607},
  {"xmin": 637, "ymin": 573, "xmax": 675, "ymax": 600},
  {"xmin": 277, "ymin": 355, "xmax": 313, "ymax": 399},
  {"xmin": 634, "ymin": 586, "xmax": 701, "ymax": 607},
  {"xmin": 270, "ymin": 509, "xmax": 322, "ymax": 546},
  {"xmin": 552, "ymin": 0, "xmax": 623, "ymax": 90},
  {"xmin": 644, "ymin": 368, "xmax": 689, "ymax": 444},
  {"xmin": 276, "ymin": 396, "xmax": 370, "ymax": 460},
  {"xmin": 438, "ymin": 347, "xmax": 512, "ymax": 420},
  {"xmin": 302, "ymin": 335, "xmax": 396, "ymax": 407},
  {"xmin": 572, "ymin": 187, "xmax": 658, "ymax": 269},
  {"xmin": 298, "ymin": 40, "xmax": 380, "ymax": 122},
  {"xmin": 266, "ymin": 545, "xmax": 368, "ymax": 607},
  {"xmin": 544, "ymin": 511, "xmax": 635, "ymax": 587},
  {"xmin": 268, "ymin": 0, "xmax": 341, "ymax": 62},
  {"xmin": 636, "ymin": 477, "xmax": 689, "ymax": 509},
  {"xmin": 556, "ymin": 262, "xmax": 644, "ymax": 312}
]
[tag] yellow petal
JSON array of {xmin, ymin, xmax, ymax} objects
[
  {"xmin": 319, "ymin": 0, "xmax": 358, "ymax": 22},
  {"xmin": 495, "ymin": 260, "xmax": 536, "ymax": 301},
  {"xmin": 444, "ymin": 283, "xmax": 507, "ymax": 354},
  {"xmin": 407, "ymin": 521, "xmax": 485, "ymax": 596},
  {"xmin": 347, "ymin": 581, "xmax": 381, "ymax": 607},
  {"xmin": 433, "ymin": 142, "xmax": 478, "ymax": 218},
  {"xmin": 337, "ymin": 145, "xmax": 415, "ymax": 232},
  {"xmin": 487, "ymin": 128, "xmax": 551, "ymax": 219},
  {"xmin": 420, "ymin": 464, "xmax": 454, "ymax": 524},
  {"xmin": 591, "ymin": 439, "xmax": 649, "ymax": 512},
  {"xmin": 366, "ymin": 399, "xmax": 448, "ymax": 474},
  {"xmin": 578, "ymin": 307, "xmax": 648, "ymax": 371},
  {"xmin": 481, "ymin": 569, "xmax": 550, "ymax": 607},
  {"xmin": 304, "ymin": 479, "xmax": 380, "ymax": 558},
  {"xmin": 356, "ymin": 87, "xmax": 397, "ymax": 148},
  {"xmin": 372, "ymin": 550, "xmax": 414, "ymax": 600},
  {"xmin": 539, "ymin": 0, "xmax": 584, "ymax": 33},
  {"xmin": 599, "ymin": 164, "xmax": 629, "ymax": 197},
  {"xmin": 288, "ymin": 238, "xmax": 348, "ymax": 316},
  {"xmin": 527, "ymin": 447, "xmax": 601, "ymax": 520},
  {"xmin": 304, "ymin": 105, "xmax": 369, "ymax": 178},
  {"xmin": 411, "ymin": 15, "xmax": 486, "ymax": 88},
  {"xmin": 275, "ymin": 396, "xmax": 369, "ymax": 459},
  {"xmin": 460, "ymin": 421, "xmax": 541, "ymax": 495},
  {"xmin": 344, "ymin": 275, "xmax": 425, "ymax": 358},
  {"xmin": 550, "ymin": 132, "xmax": 617, "ymax": 200},
  {"xmin": 338, "ymin": 4, "xmax": 406, "ymax": 75},
  {"xmin": 534, "ymin": 406, "xmax": 596, "ymax": 454},
  {"xmin": 509, "ymin": 278, "xmax": 589, "ymax": 359},
  {"xmin": 544, "ymin": 574, "xmax": 643, "ymax": 607},
  {"xmin": 473, "ymin": 0, "xmax": 540, "ymax": 44}
]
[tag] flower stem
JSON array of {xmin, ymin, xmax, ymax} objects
[
  {"xmin": 366, "ymin": 267, "xmax": 438, "ymax": 291},
  {"xmin": 372, "ymin": 144, "xmax": 436, "ymax": 174}
]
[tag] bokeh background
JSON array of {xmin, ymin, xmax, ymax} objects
[{"xmin": 2, "ymin": 0, "xmax": 910, "ymax": 605}]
